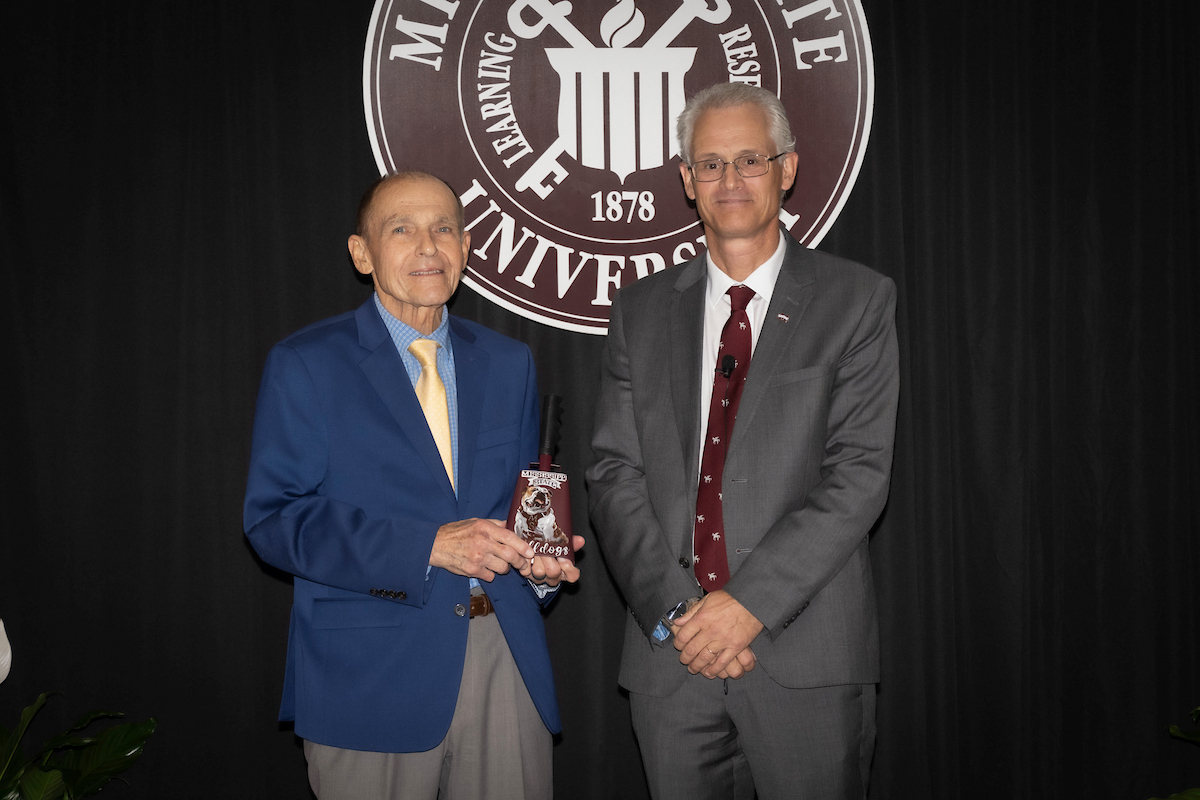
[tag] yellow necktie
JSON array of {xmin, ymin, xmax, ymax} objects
[{"xmin": 408, "ymin": 339, "xmax": 454, "ymax": 489}]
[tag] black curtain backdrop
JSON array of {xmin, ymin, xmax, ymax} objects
[{"xmin": 2, "ymin": 1, "xmax": 1197, "ymax": 797}]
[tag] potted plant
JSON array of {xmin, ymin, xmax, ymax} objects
[{"xmin": 0, "ymin": 620, "xmax": 156, "ymax": 799}]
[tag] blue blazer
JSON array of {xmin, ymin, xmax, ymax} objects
[{"xmin": 244, "ymin": 298, "xmax": 561, "ymax": 753}]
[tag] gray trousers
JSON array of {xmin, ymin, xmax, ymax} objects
[
  {"xmin": 629, "ymin": 670, "xmax": 876, "ymax": 800},
  {"xmin": 304, "ymin": 612, "xmax": 552, "ymax": 800}
]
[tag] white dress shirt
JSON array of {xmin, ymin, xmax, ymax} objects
[{"xmin": 697, "ymin": 231, "xmax": 787, "ymax": 477}]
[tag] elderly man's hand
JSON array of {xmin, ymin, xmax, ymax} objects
[
  {"xmin": 670, "ymin": 590, "xmax": 764, "ymax": 679},
  {"xmin": 521, "ymin": 535, "xmax": 585, "ymax": 587},
  {"xmin": 429, "ymin": 518, "xmax": 534, "ymax": 581}
]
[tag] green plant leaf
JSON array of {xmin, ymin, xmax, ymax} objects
[
  {"xmin": 55, "ymin": 719, "xmax": 155, "ymax": 798},
  {"xmin": 30, "ymin": 738, "xmax": 97, "ymax": 762},
  {"xmin": 63, "ymin": 714, "xmax": 122, "ymax": 736},
  {"xmin": 18, "ymin": 767, "xmax": 64, "ymax": 800},
  {"xmin": 0, "ymin": 693, "xmax": 53, "ymax": 791},
  {"xmin": 0, "ymin": 759, "xmax": 25, "ymax": 800},
  {"xmin": 1168, "ymin": 725, "xmax": 1200, "ymax": 747},
  {"xmin": 1147, "ymin": 790, "xmax": 1200, "ymax": 800},
  {"xmin": 37, "ymin": 714, "xmax": 124, "ymax": 767}
]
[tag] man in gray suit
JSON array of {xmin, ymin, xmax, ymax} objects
[{"xmin": 587, "ymin": 83, "xmax": 898, "ymax": 799}]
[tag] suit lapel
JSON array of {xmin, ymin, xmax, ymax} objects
[
  {"xmin": 670, "ymin": 259, "xmax": 706, "ymax": 489},
  {"xmin": 448, "ymin": 317, "xmax": 487, "ymax": 518},
  {"xmin": 727, "ymin": 239, "xmax": 817, "ymax": 459},
  {"xmin": 355, "ymin": 301, "xmax": 457, "ymax": 505}
]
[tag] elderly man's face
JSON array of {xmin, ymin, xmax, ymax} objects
[
  {"xmin": 348, "ymin": 176, "xmax": 469, "ymax": 331},
  {"xmin": 680, "ymin": 103, "xmax": 798, "ymax": 248}
]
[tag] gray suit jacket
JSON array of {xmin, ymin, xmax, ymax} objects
[{"xmin": 587, "ymin": 234, "xmax": 898, "ymax": 696}]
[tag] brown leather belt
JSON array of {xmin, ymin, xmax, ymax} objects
[{"xmin": 469, "ymin": 593, "xmax": 494, "ymax": 618}]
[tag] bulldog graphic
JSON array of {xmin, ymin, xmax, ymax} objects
[{"xmin": 513, "ymin": 484, "xmax": 569, "ymax": 546}]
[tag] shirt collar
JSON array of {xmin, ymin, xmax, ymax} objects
[
  {"xmin": 372, "ymin": 293, "xmax": 452, "ymax": 354},
  {"xmin": 704, "ymin": 230, "xmax": 786, "ymax": 308}
]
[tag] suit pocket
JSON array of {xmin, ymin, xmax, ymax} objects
[
  {"xmin": 311, "ymin": 596, "xmax": 406, "ymax": 630},
  {"xmin": 476, "ymin": 422, "xmax": 521, "ymax": 450},
  {"xmin": 768, "ymin": 365, "xmax": 834, "ymax": 387}
]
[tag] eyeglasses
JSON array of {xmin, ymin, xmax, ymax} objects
[{"xmin": 688, "ymin": 153, "xmax": 786, "ymax": 182}]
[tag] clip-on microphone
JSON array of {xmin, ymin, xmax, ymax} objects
[{"xmin": 715, "ymin": 355, "xmax": 738, "ymax": 458}]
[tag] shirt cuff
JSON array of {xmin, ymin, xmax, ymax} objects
[{"xmin": 528, "ymin": 579, "xmax": 558, "ymax": 599}]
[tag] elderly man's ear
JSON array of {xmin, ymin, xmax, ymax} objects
[{"xmin": 348, "ymin": 235, "xmax": 374, "ymax": 277}]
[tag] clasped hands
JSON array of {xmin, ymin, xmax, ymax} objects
[
  {"xmin": 429, "ymin": 518, "xmax": 583, "ymax": 587},
  {"xmin": 670, "ymin": 590, "xmax": 763, "ymax": 680}
]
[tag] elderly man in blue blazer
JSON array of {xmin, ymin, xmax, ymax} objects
[{"xmin": 244, "ymin": 171, "xmax": 581, "ymax": 800}]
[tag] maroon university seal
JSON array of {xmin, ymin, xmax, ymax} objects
[{"xmin": 364, "ymin": 0, "xmax": 873, "ymax": 333}]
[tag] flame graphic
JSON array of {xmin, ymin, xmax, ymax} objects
[{"xmin": 600, "ymin": 0, "xmax": 645, "ymax": 49}]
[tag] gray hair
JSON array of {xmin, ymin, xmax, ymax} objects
[{"xmin": 676, "ymin": 83, "xmax": 796, "ymax": 165}]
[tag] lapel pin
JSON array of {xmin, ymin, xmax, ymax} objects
[{"xmin": 777, "ymin": 313, "xmax": 790, "ymax": 323}]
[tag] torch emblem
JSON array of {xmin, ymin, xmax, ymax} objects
[{"xmin": 509, "ymin": 0, "xmax": 731, "ymax": 191}]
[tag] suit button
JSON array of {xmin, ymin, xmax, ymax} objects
[
  {"xmin": 455, "ymin": 603, "xmax": 466, "ymax": 617},
  {"xmin": 397, "ymin": 591, "xmax": 406, "ymax": 600},
  {"xmin": 369, "ymin": 588, "xmax": 379, "ymax": 596},
  {"xmin": 678, "ymin": 557, "xmax": 690, "ymax": 569}
]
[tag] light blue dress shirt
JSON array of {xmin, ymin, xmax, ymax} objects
[
  {"xmin": 373, "ymin": 293, "xmax": 459, "ymax": 491},
  {"xmin": 372, "ymin": 294, "xmax": 553, "ymax": 598}
]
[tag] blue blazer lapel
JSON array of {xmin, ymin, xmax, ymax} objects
[
  {"xmin": 728, "ymin": 237, "xmax": 816, "ymax": 458},
  {"xmin": 670, "ymin": 258, "xmax": 706, "ymax": 490},
  {"xmin": 354, "ymin": 300, "xmax": 457, "ymax": 505},
  {"xmin": 448, "ymin": 316, "xmax": 487, "ymax": 518}
]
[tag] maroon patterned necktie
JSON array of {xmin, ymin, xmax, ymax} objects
[{"xmin": 694, "ymin": 284, "xmax": 755, "ymax": 592}]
